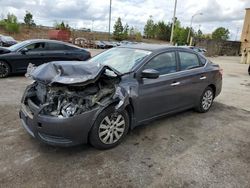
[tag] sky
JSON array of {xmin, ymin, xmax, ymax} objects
[{"xmin": 0, "ymin": 0, "xmax": 249, "ymax": 40}]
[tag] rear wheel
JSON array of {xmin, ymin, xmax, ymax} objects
[
  {"xmin": 0, "ymin": 61, "xmax": 10, "ymax": 78},
  {"xmin": 89, "ymin": 105, "xmax": 129, "ymax": 149},
  {"xmin": 195, "ymin": 87, "xmax": 214, "ymax": 113}
]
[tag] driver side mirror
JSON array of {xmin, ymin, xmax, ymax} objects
[
  {"xmin": 20, "ymin": 48, "xmax": 28, "ymax": 54},
  {"xmin": 141, "ymin": 69, "xmax": 159, "ymax": 79}
]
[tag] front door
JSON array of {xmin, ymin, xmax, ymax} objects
[
  {"xmin": 11, "ymin": 42, "xmax": 47, "ymax": 72},
  {"xmin": 135, "ymin": 51, "xmax": 184, "ymax": 122}
]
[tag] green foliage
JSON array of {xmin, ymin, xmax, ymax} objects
[
  {"xmin": 144, "ymin": 16, "xmax": 155, "ymax": 38},
  {"xmin": 135, "ymin": 32, "xmax": 142, "ymax": 42},
  {"xmin": 154, "ymin": 21, "xmax": 171, "ymax": 40},
  {"xmin": 4, "ymin": 22, "xmax": 20, "ymax": 33},
  {"xmin": 123, "ymin": 23, "xmax": 129, "ymax": 40},
  {"xmin": 0, "ymin": 13, "xmax": 20, "ymax": 33},
  {"xmin": 24, "ymin": 11, "xmax": 35, "ymax": 27},
  {"xmin": 113, "ymin": 17, "xmax": 130, "ymax": 41},
  {"xmin": 128, "ymin": 26, "xmax": 142, "ymax": 41},
  {"xmin": 6, "ymin": 13, "xmax": 17, "ymax": 23},
  {"xmin": 54, "ymin": 21, "xmax": 70, "ymax": 30},
  {"xmin": 172, "ymin": 20, "xmax": 191, "ymax": 45},
  {"xmin": 143, "ymin": 17, "xmax": 172, "ymax": 41},
  {"xmin": 196, "ymin": 29, "xmax": 203, "ymax": 38},
  {"xmin": 212, "ymin": 27, "xmax": 230, "ymax": 40}
]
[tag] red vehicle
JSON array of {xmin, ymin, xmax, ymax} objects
[{"xmin": 48, "ymin": 30, "xmax": 70, "ymax": 42}]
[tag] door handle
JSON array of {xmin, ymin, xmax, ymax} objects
[
  {"xmin": 200, "ymin": 76, "xmax": 207, "ymax": 80},
  {"xmin": 171, "ymin": 82, "xmax": 180, "ymax": 86}
]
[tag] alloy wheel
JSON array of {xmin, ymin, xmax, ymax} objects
[
  {"xmin": 0, "ymin": 62, "xmax": 9, "ymax": 78},
  {"xmin": 202, "ymin": 90, "xmax": 213, "ymax": 110},
  {"xmin": 98, "ymin": 112, "xmax": 126, "ymax": 144}
]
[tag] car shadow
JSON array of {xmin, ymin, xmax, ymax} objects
[{"xmin": 33, "ymin": 101, "xmax": 241, "ymax": 155}]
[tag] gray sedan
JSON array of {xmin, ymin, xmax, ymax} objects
[{"xmin": 20, "ymin": 44, "xmax": 222, "ymax": 149}]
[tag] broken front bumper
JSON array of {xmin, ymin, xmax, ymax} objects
[{"xmin": 19, "ymin": 103, "xmax": 99, "ymax": 147}]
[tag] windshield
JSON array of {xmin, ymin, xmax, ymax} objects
[
  {"xmin": 89, "ymin": 47, "xmax": 151, "ymax": 74},
  {"xmin": 8, "ymin": 41, "xmax": 30, "ymax": 51}
]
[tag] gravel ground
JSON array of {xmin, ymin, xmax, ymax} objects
[{"xmin": 0, "ymin": 54, "xmax": 250, "ymax": 188}]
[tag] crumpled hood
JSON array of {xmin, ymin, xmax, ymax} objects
[{"xmin": 29, "ymin": 61, "xmax": 121, "ymax": 85}]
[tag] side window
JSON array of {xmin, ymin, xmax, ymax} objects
[
  {"xmin": 179, "ymin": 52, "xmax": 200, "ymax": 70},
  {"xmin": 26, "ymin": 42, "xmax": 46, "ymax": 51},
  {"xmin": 144, "ymin": 52, "xmax": 177, "ymax": 75},
  {"xmin": 47, "ymin": 43, "xmax": 66, "ymax": 50}
]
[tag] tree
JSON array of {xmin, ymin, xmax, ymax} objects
[
  {"xmin": 6, "ymin": 13, "xmax": 17, "ymax": 23},
  {"xmin": 24, "ymin": 11, "xmax": 35, "ymax": 27},
  {"xmin": 4, "ymin": 13, "xmax": 20, "ymax": 33},
  {"xmin": 54, "ymin": 21, "xmax": 70, "ymax": 30},
  {"xmin": 128, "ymin": 27, "xmax": 142, "ymax": 41},
  {"xmin": 123, "ymin": 23, "xmax": 129, "ymax": 39},
  {"xmin": 212, "ymin": 27, "xmax": 230, "ymax": 40},
  {"xmin": 172, "ymin": 19, "xmax": 191, "ymax": 45},
  {"xmin": 135, "ymin": 32, "xmax": 142, "ymax": 42},
  {"xmin": 144, "ymin": 16, "xmax": 155, "ymax": 38},
  {"xmin": 113, "ymin": 17, "xmax": 130, "ymax": 41},
  {"xmin": 197, "ymin": 29, "xmax": 203, "ymax": 37},
  {"xmin": 155, "ymin": 21, "xmax": 171, "ymax": 41}
]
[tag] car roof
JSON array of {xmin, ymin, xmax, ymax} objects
[
  {"xmin": 22, "ymin": 39, "xmax": 81, "ymax": 49},
  {"xmin": 23, "ymin": 39, "xmax": 70, "ymax": 45},
  {"xmin": 118, "ymin": 43, "xmax": 198, "ymax": 52}
]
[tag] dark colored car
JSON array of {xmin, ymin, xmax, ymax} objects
[
  {"xmin": 0, "ymin": 39, "xmax": 91, "ymax": 78},
  {"xmin": 0, "ymin": 35, "xmax": 17, "ymax": 47},
  {"xmin": 19, "ymin": 44, "xmax": 222, "ymax": 149}
]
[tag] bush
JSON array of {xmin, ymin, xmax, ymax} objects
[
  {"xmin": 0, "ymin": 13, "xmax": 20, "ymax": 34},
  {"xmin": 4, "ymin": 22, "xmax": 20, "ymax": 33}
]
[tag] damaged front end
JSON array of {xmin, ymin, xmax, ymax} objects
[
  {"xmin": 20, "ymin": 61, "xmax": 129, "ymax": 146},
  {"xmin": 23, "ymin": 61, "xmax": 129, "ymax": 117}
]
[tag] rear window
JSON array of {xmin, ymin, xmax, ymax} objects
[{"xmin": 47, "ymin": 43, "xmax": 67, "ymax": 50}]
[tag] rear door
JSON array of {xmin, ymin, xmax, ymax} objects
[
  {"xmin": 175, "ymin": 50, "xmax": 208, "ymax": 106},
  {"xmin": 44, "ymin": 42, "xmax": 70, "ymax": 62}
]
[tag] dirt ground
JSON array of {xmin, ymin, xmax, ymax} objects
[{"xmin": 0, "ymin": 54, "xmax": 250, "ymax": 188}]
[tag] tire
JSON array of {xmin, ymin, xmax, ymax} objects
[
  {"xmin": 89, "ymin": 105, "xmax": 129, "ymax": 150},
  {"xmin": 248, "ymin": 65, "xmax": 250, "ymax": 76},
  {"xmin": 0, "ymin": 61, "xmax": 10, "ymax": 78},
  {"xmin": 195, "ymin": 86, "xmax": 214, "ymax": 113}
]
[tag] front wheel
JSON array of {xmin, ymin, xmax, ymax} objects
[
  {"xmin": 195, "ymin": 87, "xmax": 214, "ymax": 113},
  {"xmin": 0, "ymin": 61, "xmax": 10, "ymax": 78},
  {"xmin": 89, "ymin": 106, "xmax": 129, "ymax": 149}
]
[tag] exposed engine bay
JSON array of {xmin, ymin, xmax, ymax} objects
[{"xmin": 23, "ymin": 61, "xmax": 127, "ymax": 118}]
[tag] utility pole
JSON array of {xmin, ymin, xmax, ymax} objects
[
  {"xmin": 170, "ymin": 0, "xmax": 177, "ymax": 44},
  {"xmin": 187, "ymin": 13, "xmax": 203, "ymax": 44},
  {"xmin": 235, "ymin": 27, "xmax": 239, "ymax": 41},
  {"xmin": 108, "ymin": 0, "xmax": 112, "ymax": 41}
]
